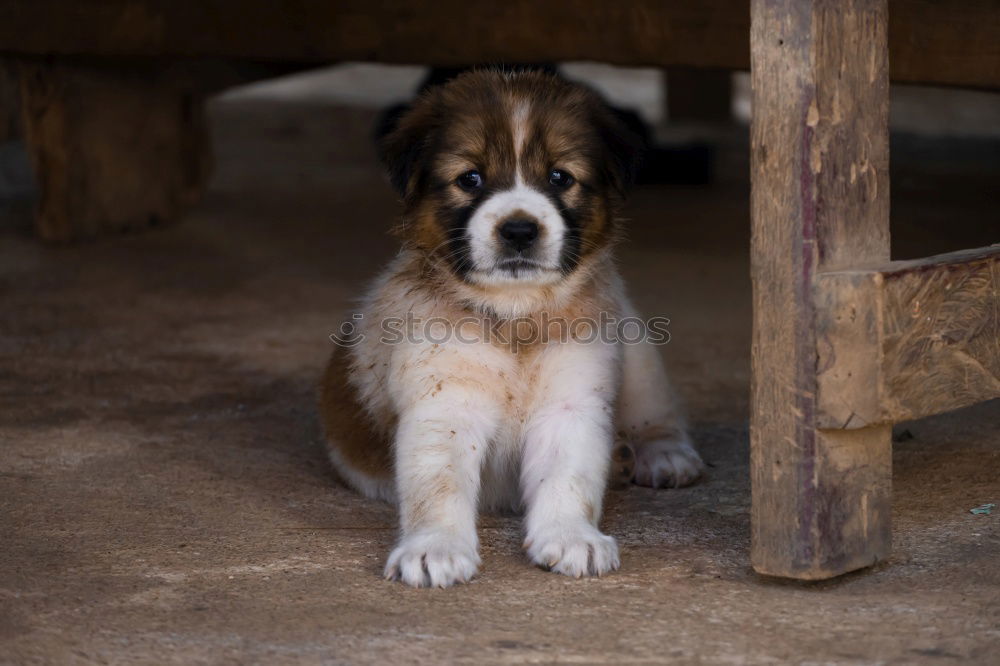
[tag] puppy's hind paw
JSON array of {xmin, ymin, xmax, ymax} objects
[
  {"xmin": 384, "ymin": 530, "xmax": 480, "ymax": 588},
  {"xmin": 608, "ymin": 441, "xmax": 636, "ymax": 490},
  {"xmin": 633, "ymin": 435, "xmax": 705, "ymax": 489}
]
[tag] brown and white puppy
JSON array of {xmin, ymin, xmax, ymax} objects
[{"xmin": 320, "ymin": 70, "xmax": 703, "ymax": 588}]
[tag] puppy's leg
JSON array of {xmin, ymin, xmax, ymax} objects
[
  {"xmin": 521, "ymin": 342, "xmax": 620, "ymax": 578},
  {"xmin": 618, "ymin": 317, "xmax": 704, "ymax": 488},
  {"xmin": 384, "ymin": 349, "xmax": 503, "ymax": 588}
]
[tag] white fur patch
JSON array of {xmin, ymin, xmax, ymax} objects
[
  {"xmin": 512, "ymin": 101, "xmax": 531, "ymax": 177},
  {"xmin": 465, "ymin": 185, "xmax": 565, "ymax": 287},
  {"xmin": 519, "ymin": 338, "xmax": 622, "ymax": 578}
]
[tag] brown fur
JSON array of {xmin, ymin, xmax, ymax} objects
[{"xmin": 319, "ymin": 347, "xmax": 393, "ymax": 482}]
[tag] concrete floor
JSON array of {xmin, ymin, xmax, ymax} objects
[{"xmin": 1, "ymin": 93, "xmax": 998, "ymax": 664}]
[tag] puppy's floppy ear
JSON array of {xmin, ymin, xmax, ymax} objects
[
  {"xmin": 594, "ymin": 105, "xmax": 645, "ymax": 199},
  {"xmin": 377, "ymin": 95, "xmax": 439, "ymax": 197}
]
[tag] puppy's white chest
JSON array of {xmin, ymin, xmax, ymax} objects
[
  {"xmin": 487, "ymin": 359, "xmax": 534, "ymax": 452},
  {"xmin": 475, "ymin": 350, "xmax": 549, "ymax": 508}
]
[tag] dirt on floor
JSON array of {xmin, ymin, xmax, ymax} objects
[{"xmin": 1, "ymin": 95, "xmax": 998, "ymax": 665}]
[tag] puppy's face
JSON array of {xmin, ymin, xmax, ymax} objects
[{"xmin": 381, "ymin": 70, "xmax": 639, "ymax": 289}]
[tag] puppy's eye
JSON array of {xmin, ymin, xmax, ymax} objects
[
  {"xmin": 549, "ymin": 169, "xmax": 574, "ymax": 188},
  {"xmin": 456, "ymin": 170, "xmax": 483, "ymax": 192}
]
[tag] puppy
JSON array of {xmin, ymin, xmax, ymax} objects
[{"xmin": 320, "ymin": 70, "xmax": 703, "ymax": 588}]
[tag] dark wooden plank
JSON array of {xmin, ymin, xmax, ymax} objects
[
  {"xmin": 750, "ymin": 0, "xmax": 892, "ymax": 580},
  {"xmin": 817, "ymin": 245, "xmax": 1000, "ymax": 428},
  {"xmin": 0, "ymin": 62, "xmax": 18, "ymax": 142},
  {"xmin": 0, "ymin": 1, "xmax": 997, "ymax": 88},
  {"xmin": 890, "ymin": 0, "xmax": 1000, "ymax": 89},
  {"xmin": 0, "ymin": 1, "xmax": 751, "ymax": 70},
  {"xmin": 667, "ymin": 67, "xmax": 733, "ymax": 122},
  {"xmin": 17, "ymin": 60, "xmax": 211, "ymax": 241}
]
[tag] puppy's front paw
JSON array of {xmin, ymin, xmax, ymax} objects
[
  {"xmin": 384, "ymin": 530, "xmax": 479, "ymax": 588},
  {"xmin": 634, "ymin": 436, "xmax": 705, "ymax": 488},
  {"xmin": 525, "ymin": 522, "xmax": 620, "ymax": 578}
]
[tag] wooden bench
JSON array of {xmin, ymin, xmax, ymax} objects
[{"xmin": 2, "ymin": 0, "xmax": 997, "ymax": 579}]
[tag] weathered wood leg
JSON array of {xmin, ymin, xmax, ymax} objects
[
  {"xmin": 16, "ymin": 60, "xmax": 211, "ymax": 242},
  {"xmin": 749, "ymin": 0, "xmax": 892, "ymax": 579}
]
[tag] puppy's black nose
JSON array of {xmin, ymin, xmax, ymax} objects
[{"xmin": 498, "ymin": 218, "xmax": 539, "ymax": 252}]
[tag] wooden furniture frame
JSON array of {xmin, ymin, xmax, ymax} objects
[{"xmin": 1, "ymin": 0, "xmax": 997, "ymax": 579}]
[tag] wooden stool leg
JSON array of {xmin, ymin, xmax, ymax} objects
[
  {"xmin": 16, "ymin": 60, "xmax": 211, "ymax": 242},
  {"xmin": 749, "ymin": 0, "xmax": 892, "ymax": 579}
]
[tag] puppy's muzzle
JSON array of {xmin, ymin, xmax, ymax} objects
[{"xmin": 497, "ymin": 217, "xmax": 540, "ymax": 254}]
